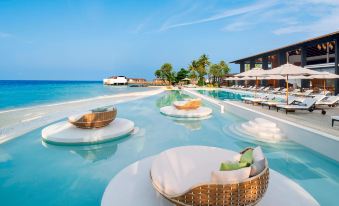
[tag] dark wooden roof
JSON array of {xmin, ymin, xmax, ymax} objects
[{"xmin": 231, "ymin": 31, "xmax": 339, "ymax": 63}]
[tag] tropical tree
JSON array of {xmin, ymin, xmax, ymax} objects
[
  {"xmin": 175, "ymin": 68, "xmax": 189, "ymax": 83},
  {"xmin": 208, "ymin": 60, "xmax": 231, "ymax": 86},
  {"xmin": 188, "ymin": 54, "xmax": 210, "ymax": 86},
  {"xmin": 196, "ymin": 54, "xmax": 210, "ymax": 86},
  {"xmin": 154, "ymin": 63, "xmax": 175, "ymax": 85}
]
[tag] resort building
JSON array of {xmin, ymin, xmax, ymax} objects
[
  {"xmin": 231, "ymin": 31, "xmax": 339, "ymax": 95},
  {"xmin": 103, "ymin": 76, "xmax": 128, "ymax": 85},
  {"xmin": 127, "ymin": 78, "xmax": 147, "ymax": 85}
]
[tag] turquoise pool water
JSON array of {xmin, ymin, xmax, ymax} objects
[
  {"xmin": 0, "ymin": 80, "xmax": 152, "ymax": 110},
  {"xmin": 0, "ymin": 91, "xmax": 338, "ymax": 205},
  {"xmin": 197, "ymin": 89, "xmax": 250, "ymax": 101}
]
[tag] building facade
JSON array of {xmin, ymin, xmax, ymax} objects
[
  {"xmin": 231, "ymin": 31, "xmax": 339, "ymax": 95},
  {"xmin": 103, "ymin": 76, "xmax": 128, "ymax": 85}
]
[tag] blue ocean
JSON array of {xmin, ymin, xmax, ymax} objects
[{"xmin": 0, "ymin": 80, "xmax": 151, "ymax": 110}]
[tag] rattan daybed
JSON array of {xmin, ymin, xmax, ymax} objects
[
  {"xmin": 173, "ymin": 99, "xmax": 201, "ymax": 110},
  {"xmin": 68, "ymin": 106, "xmax": 117, "ymax": 129},
  {"xmin": 150, "ymin": 146, "xmax": 269, "ymax": 206}
]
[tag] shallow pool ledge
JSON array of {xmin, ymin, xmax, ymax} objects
[{"xmin": 186, "ymin": 89, "xmax": 339, "ymax": 162}]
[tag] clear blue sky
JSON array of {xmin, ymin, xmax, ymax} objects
[{"xmin": 1, "ymin": 0, "xmax": 338, "ymax": 80}]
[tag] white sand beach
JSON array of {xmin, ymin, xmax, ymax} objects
[{"xmin": 0, "ymin": 88, "xmax": 164, "ymax": 144}]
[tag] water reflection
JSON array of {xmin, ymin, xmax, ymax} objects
[
  {"xmin": 41, "ymin": 136, "xmax": 131, "ymax": 162},
  {"xmin": 156, "ymin": 90, "xmax": 191, "ymax": 108}
]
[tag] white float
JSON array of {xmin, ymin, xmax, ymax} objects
[
  {"xmin": 160, "ymin": 106, "xmax": 212, "ymax": 118},
  {"xmin": 101, "ymin": 156, "xmax": 319, "ymax": 206},
  {"xmin": 236, "ymin": 118, "xmax": 286, "ymax": 143},
  {"xmin": 42, "ymin": 118, "xmax": 134, "ymax": 144}
]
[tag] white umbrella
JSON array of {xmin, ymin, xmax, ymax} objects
[
  {"xmin": 235, "ymin": 68, "xmax": 266, "ymax": 77},
  {"xmin": 264, "ymin": 63, "xmax": 322, "ymax": 104},
  {"xmin": 309, "ymin": 72, "xmax": 339, "ymax": 94},
  {"xmin": 235, "ymin": 68, "xmax": 267, "ymax": 97}
]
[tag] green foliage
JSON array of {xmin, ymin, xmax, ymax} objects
[
  {"xmin": 154, "ymin": 54, "xmax": 231, "ymax": 87},
  {"xmin": 155, "ymin": 63, "xmax": 175, "ymax": 85},
  {"xmin": 208, "ymin": 61, "xmax": 231, "ymax": 86},
  {"xmin": 176, "ymin": 68, "xmax": 189, "ymax": 83}
]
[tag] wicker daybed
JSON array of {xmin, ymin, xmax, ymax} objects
[
  {"xmin": 68, "ymin": 106, "xmax": 117, "ymax": 129},
  {"xmin": 173, "ymin": 99, "xmax": 201, "ymax": 110},
  {"xmin": 150, "ymin": 146, "xmax": 269, "ymax": 206}
]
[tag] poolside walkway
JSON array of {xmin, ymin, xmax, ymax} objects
[{"xmin": 234, "ymin": 101, "xmax": 339, "ymax": 137}]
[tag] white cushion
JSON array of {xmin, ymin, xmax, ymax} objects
[
  {"xmin": 68, "ymin": 113, "xmax": 85, "ymax": 122},
  {"xmin": 332, "ymin": 116, "xmax": 339, "ymax": 120},
  {"xmin": 211, "ymin": 167, "xmax": 251, "ymax": 184},
  {"xmin": 250, "ymin": 159, "xmax": 266, "ymax": 177},
  {"xmin": 173, "ymin": 101, "xmax": 188, "ymax": 107},
  {"xmin": 253, "ymin": 146, "xmax": 265, "ymax": 162},
  {"xmin": 150, "ymin": 146, "xmax": 239, "ymax": 197}
]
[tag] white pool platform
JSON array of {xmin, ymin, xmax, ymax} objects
[
  {"xmin": 101, "ymin": 156, "xmax": 319, "ymax": 206},
  {"xmin": 42, "ymin": 118, "xmax": 134, "ymax": 144},
  {"xmin": 160, "ymin": 106, "xmax": 212, "ymax": 118}
]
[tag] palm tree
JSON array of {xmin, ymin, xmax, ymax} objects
[{"xmin": 196, "ymin": 54, "xmax": 210, "ymax": 85}]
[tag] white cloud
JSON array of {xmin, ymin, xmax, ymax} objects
[
  {"xmin": 273, "ymin": 7, "xmax": 339, "ymax": 35},
  {"xmin": 0, "ymin": 32, "xmax": 11, "ymax": 38},
  {"xmin": 160, "ymin": 0, "xmax": 278, "ymax": 31}
]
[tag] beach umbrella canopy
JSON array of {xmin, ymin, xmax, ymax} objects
[
  {"xmin": 264, "ymin": 64, "xmax": 322, "ymax": 104},
  {"xmin": 235, "ymin": 68, "xmax": 266, "ymax": 77},
  {"xmin": 309, "ymin": 72, "xmax": 339, "ymax": 79},
  {"xmin": 289, "ymin": 75, "xmax": 313, "ymax": 80},
  {"xmin": 265, "ymin": 63, "xmax": 322, "ymax": 76},
  {"xmin": 260, "ymin": 75, "xmax": 285, "ymax": 80},
  {"xmin": 309, "ymin": 72, "xmax": 339, "ymax": 94},
  {"xmin": 235, "ymin": 68, "xmax": 267, "ymax": 97}
]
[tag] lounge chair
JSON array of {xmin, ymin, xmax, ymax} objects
[
  {"xmin": 242, "ymin": 94, "xmax": 268, "ymax": 104},
  {"xmin": 276, "ymin": 98, "xmax": 317, "ymax": 114},
  {"xmin": 316, "ymin": 96, "xmax": 339, "ymax": 107},
  {"xmin": 244, "ymin": 94, "xmax": 275, "ymax": 105},
  {"xmin": 173, "ymin": 98, "xmax": 201, "ymax": 110},
  {"xmin": 331, "ymin": 116, "xmax": 339, "ymax": 127},
  {"xmin": 293, "ymin": 89, "xmax": 313, "ymax": 97},
  {"xmin": 68, "ymin": 106, "xmax": 117, "ymax": 128},
  {"xmin": 150, "ymin": 146, "xmax": 269, "ymax": 206},
  {"xmin": 272, "ymin": 88, "xmax": 282, "ymax": 94},
  {"xmin": 261, "ymin": 96, "xmax": 298, "ymax": 110}
]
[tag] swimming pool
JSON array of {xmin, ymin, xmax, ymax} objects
[
  {"xmin": 197, "ymin": 89, "xmax": 250, "ymax": 101},
  {"xmin": 0, "ymin": 91, "xmax": 338, "ymax": 205}
]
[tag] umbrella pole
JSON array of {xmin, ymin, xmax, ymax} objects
[
  {"xmin": 286, "ymin": 75, "xmax": 289, "ymax": 105},
  {"xmin": 323, "ymin": 79, "xmax": 326, "ymax": 95},
  {"xmin": 255, "ymin": 77, "xmax": 258, "ymax": 98}
]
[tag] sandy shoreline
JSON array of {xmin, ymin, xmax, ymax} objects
[{"xmin": 0, "ymin": 88, "xmax": 164, "ymax": 144}]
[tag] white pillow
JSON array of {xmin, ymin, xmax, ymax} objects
[
  {"xmin": 253, "ymin": 146, "xmax": 265, "ymax": 162},
  {"xmin": 211, "ymin": 167, "xmax": 251, "ymax": 184},
  {"xmin": 250, "ymin": 159, "xmax": 266, "ymax": 177}
]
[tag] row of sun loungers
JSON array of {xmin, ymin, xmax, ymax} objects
[
  {"xmin": 228, "ymin": 85, "xmax": 332, "ymax": 97},
  {"xmin": 226, "ymin": 85, "xmax": 339, "ymax": 115}
]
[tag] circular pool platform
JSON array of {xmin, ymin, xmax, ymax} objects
[
  {"xmin": 42, "ymin": 118, "xmax": 134, "ymax": 145},
  {"xmin": 101, "ymin": 156, "xmax": 319, "ymax": 206},
  {"xmin": 160, "ymin": 106, "xmax": 212, "ymax": 118}
]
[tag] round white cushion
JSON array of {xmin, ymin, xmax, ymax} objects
[{"xmin": 150, "ymin": 146, "xmax": 240, "ymax": 197}]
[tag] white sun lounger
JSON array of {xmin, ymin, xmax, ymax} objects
[
  {"xmin": 276, "ymin": 98, "xmax": 317, "ymax": 114},
  {"xmin": 316, "ymin": 96, "xmax": 339, "ymax": 107},
  {"xmin": 262, "ymin": 96, "xmax": 298, "ymax": 110}
]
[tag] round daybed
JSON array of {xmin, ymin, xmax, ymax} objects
[
  {"xmin": 101, "ymin": 153, "xmax": 320, "ymax": 206},
  {"xmin": 173, "ymin": 99, "xmax": 201, "ymax": 110},
  {"xmin": 42, "ymin": 118, "xmax": 134, "ymax": 145},
  {"xmin": 150, "ymin": 146, "xmax": 269, "ymax": 206},
  {"xmin": 68, "ymin": 106, "xmax": 117, "ymax": 129}
]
